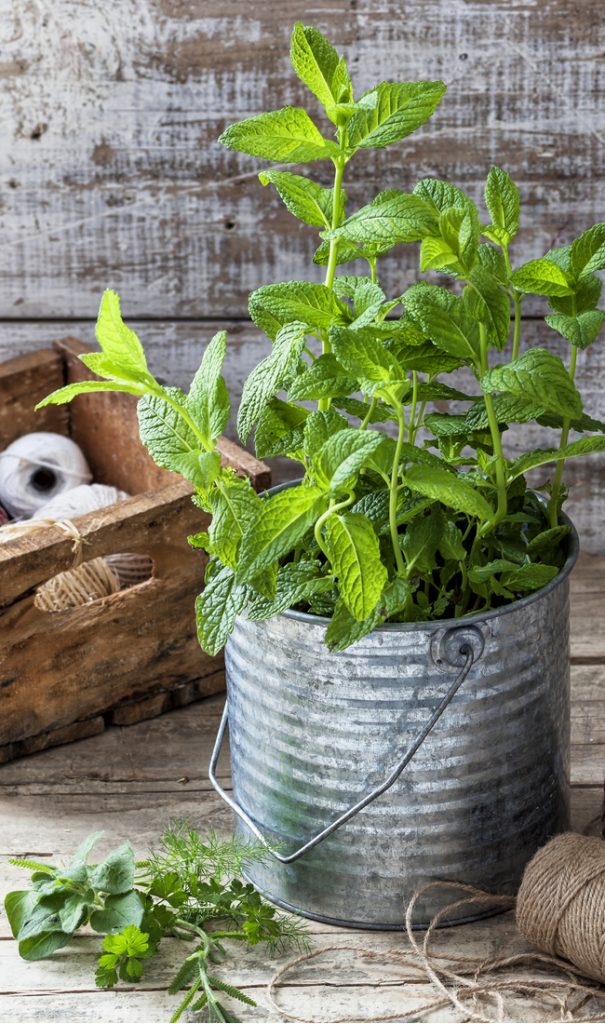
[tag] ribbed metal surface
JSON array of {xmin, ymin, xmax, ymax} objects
[{"xmin": 224, "ymin": 542, "xmax": 575, "ymax": 929}]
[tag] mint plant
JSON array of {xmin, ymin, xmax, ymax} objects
[{"xmin": 39, "ymin": 23, "xmax": 605, "ymax": 652}]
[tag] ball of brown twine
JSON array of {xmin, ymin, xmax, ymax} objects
[
  {"xmin": 105, "ymin": 552, "xmax": 153, "ymax": 589},
  {"xmin": 517, "ymin": 832, "xmax": 605, "ymax": 984},
  {"xmin": 35, "ymin": 558, "xmax": 120, "ymax": 612}
]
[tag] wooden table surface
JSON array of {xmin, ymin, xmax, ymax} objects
[{"xmin": 0, "ymin": 552, "xmax": 603, "ymax": 1023}]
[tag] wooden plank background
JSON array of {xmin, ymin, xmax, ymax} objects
[{"xmin": 0, "ymin": 0, "xmax": 604, "ymax": 545}]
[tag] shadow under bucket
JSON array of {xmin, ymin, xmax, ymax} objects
[{"xmin": 210, "ymin": 507, "xmax": 578, "ymax": 930}]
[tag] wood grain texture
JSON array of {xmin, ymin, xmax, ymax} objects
[{"xmin": 0, "ymin": 0, "xmax": 603, "ymax": 318}]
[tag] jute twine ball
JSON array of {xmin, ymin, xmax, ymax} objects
[
  {"xmin": 35, "ymin": 558, "xmax": 120, "ymax": 612},
  {"xmin": 105, "ymin": 552, "xmax": 153, "ymax": 588},
  {"xmin": 517, "ymin": 832, "xmax": 605, "ymax": 983}
]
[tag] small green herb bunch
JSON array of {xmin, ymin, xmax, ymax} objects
[
  {"xmin": 39, "ymin": 23, "xmax": 605, "ymax": 652},
  {"xmin": 5, "ymin": 826, "xmax": 308, "ymax": 1023}
]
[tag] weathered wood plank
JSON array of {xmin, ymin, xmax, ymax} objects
[{"xmin": 0, "ymin": 0, "xmax": 603, "ymax": 319}]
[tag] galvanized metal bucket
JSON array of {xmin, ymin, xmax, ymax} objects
[{"xmin": 210, "ymin": 506, "xmax": 578, "ymax": 929}]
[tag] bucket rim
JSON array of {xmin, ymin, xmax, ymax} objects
[{"xmin": 262, "ymin": 478, "xmax": 579, "ymax": 634}]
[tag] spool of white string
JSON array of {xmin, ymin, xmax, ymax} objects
[
  {"xmin": 0, "ymin": 433, "xmax": 92, "ymax": 518},
  {"xmin": 35, "ymin": 483, "xmax": 128, "ymax": 520}
]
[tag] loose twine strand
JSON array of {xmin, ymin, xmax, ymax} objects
[{"xmin": 267, "ymin": 836, "xmax": 605, "ymax": 1024}]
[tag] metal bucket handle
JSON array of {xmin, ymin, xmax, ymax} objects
[{"xmin": 209, "ymin": 625, "xmax": 483, "ymax": 865}]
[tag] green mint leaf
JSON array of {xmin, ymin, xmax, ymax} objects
[
  {"xmin": 259, "ymin": 170, "xmax": 345, "ymax": 228},
  {"xmin": 248, "ymin": 280, "xmax": 349, "ymax": 340},
  {"xmin": 405, "ymin": 465, "xmax": 494, "ymax": 521},
  {"xmin": 527, "ymin": 525, "xmax": 571, "ymax": 560},
  {"xmin": 545, "ymin": 310, "xmax": 605, "ymax": 350},
  {"xmin": 404, "ymin": 283, "xmax": 479, "ymax": 361},
  {"xmin": 464, "ymin": 266, "xmax": 511, "ymax": 350},
  {"xmin": 95, "ymin": 289, "xmax": 150, "ymax": 380},
  {"xmin": 500, "ymin": 563, "xmax": 559, "ymax": 593},
  {"xmin": 19, "ymin": 930, "xmax": 71, "ymax": 962},
  {"xmin": 78, "ymin": 352, "xmax": 155, "ymax": 389},
  {"xmin": 569, "ymin": 223, "xmax": 605, "ymax": 280},
  {"xmin": 303, "ymin": 408, "xmax": 349, "ymax": 458},
  {"xmin": 476, "ymin": 243, "xmax": 509, "ymax": 285},
  {"xmin": 537, "ymin": 410, "xmax": 605, "ymax": 433},
  {"xmin": 415, "ymin": 382, "xmax": 478, "ymax": 402},
  {"xmin": 323, "ymin": 512, "xmax": 387, "ymax": 621},
  {"xmin": 187, "ymin": 330, "xmax": 229, "ymax": 442},
  {"xmin": 246, "ymin": 561, "xmax": 332, "ymax": 621},
  {"xmin": 219, "ymin": 107, "xmax": 340, "ymax": 163},
  {"xmin": 481, "ymin": 348, "xmax": 582, "ymax": 420},
  {"xmin": 255, "ymin": 398, "xmax": 309, "ymax": 459},
  {"xmin": 237, "ymin": 485, "xmax": 328, "ymax": 583},
  {"xmin": 334, "ymin": 396, "xmax": 394, "ymax": 423},
  {"xmin": 327, "ymin": 190, "xmax": 436, "ymax": 256},
  {"xmin": 508, "ymin": 436, "xmax": 605, "ymax": 480},
  {"xmin": 314, "ymin": 428, "xmax": 385, "ymax": 493},
  {"xmin": 325, "ymin": 598, "xmax": 381, "ymax": 651},
  {"xmin": 465, "ymin": 395, "xmax": 545, "ymax": 430},
  {"xmin": 35, "ymin": 379, "xmax": 143, "ymax": 410},
  {"xmin": 413, "ymin": 178, "xmax": 476, "ymax": 217},
  {"xmin": 401, "ymin": 507, "xmax": 442, "ymax": 573},
  {"xmin": 290, "ymin": 22, "xmax": 352, "ymax": 120},
  {"xmin": 208, "ymin": 478, "xmax": 263, "ymax": 569},
  {"xmin": 195, "ymin": 565, "xmax": 248, "ymax": 655},
  {"xmin": 90, "ymin": 891, "xmax": 145, "ymax": 934},
  {"xmin": 90, "ymin": 842, "xmax": 135, "ymax": 895},
  {"xmin": 484, "ymin": 166, "xmax": 520, "ymax": 243},
  {"xmin": 346, "ymin": 81, "xmax": 446, "ymax": 149},
  {"xmin": 424, "ymin": 412, "xmax": 471, "ymax": 437},
  {"xmin": 138, "ymin": 388, "xmax": 205, "ymax": 480},
  {"xmin": 420, "ymin": 205, "xmax": 479, "ymax": 275},
  {"xmin": 329, "ymin": 324, "xmax": 405, "ymax": 384},
  {"xmin": 237, "ymin": 321, "xmax": 308, "ymax": 442},
  {"xmin": 289, "ymin": 353, "xmax": 358, "ymax": 400},
  {"xmin": 549, "ymin": 273, "xmax": 602, "ymax": 315},
  {"xmin": 333, "ymin": 274, "xmax": 386, "ymax": 307},
  {"xmin": 351, "ymin": 489, "xmax": 390, "ymax": 531},
  {"xmin": 313, "ymin": 235, "xmax": 366, "ymax": 267},
  {"xmin": 439, "ymin": 520, "xmax": 466, "ymax": 561},
  {"xmin": 510, "ymin": 258, "xmax": 574, "ymax": 297}
]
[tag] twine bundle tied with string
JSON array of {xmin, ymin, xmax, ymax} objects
[{"xmin": 34, "ymin": 557, "xmax": 120, "ymax": 612}]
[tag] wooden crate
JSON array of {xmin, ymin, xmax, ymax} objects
[{"xmin": 0, "ymin": 339, "xmax": 270, "ymax": 763}]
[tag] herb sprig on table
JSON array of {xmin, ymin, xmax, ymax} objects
[
  {"xmin": 5, "ymin": 826, "xmax": 308, "ymax": 1023},
  {"xmin": 38, "ymin": 22, "xmax": 605, "ymax": 652}
]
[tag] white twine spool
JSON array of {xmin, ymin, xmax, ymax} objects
[
  {"xmin": 0, "ymin": 433, "xmax": 92, "ymax": 518},
  {"xmin": 35, "ymin": 483, "xmax": 128, "ymax": 521}
]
